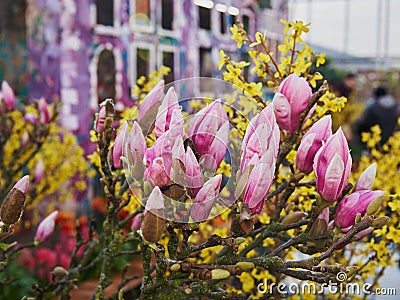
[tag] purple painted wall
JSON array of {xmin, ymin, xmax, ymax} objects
[{"xmin": 25, "ymin": 0, "xmax": 288, "ymax": 153}]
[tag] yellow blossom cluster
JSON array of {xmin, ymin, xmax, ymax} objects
[
  {"xmin": 0, "ymin": 103, "xmax": 88, "ymax": 224},
  {"xmin": 209, "ymin": 20, "xmax": 400, "ymax": 298}
]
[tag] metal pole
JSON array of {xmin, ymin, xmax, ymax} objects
[
  {"xmin": 383, "ymin": 0, "xmax": 390, "ymax": 69},
  {"xmin": 343, "ymin": 0, "xmax": 350, "ymax": 55},
  {"xmin": 307, "ymin": 0, "xmax": 312, "ymax": 41},
  {"xmin": 376, "ymin": 0, "xmax": 382, "ymax": 68}
]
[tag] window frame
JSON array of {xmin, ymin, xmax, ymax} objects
[
  {"xmin": 157, "ymin": 44, "xmax": 179, "ymax": 83},
  {"xmin": 129, "ymin": 0, "xmax": 156, "ymax": 33},
  {"xmin": 129, "ymin": 42, "xmax": 156, "ymax": 86},
  {"xmin": 93, "ymin": 0, "xmax": 122, "ymax": 36},
  {"xmin": 240, "ymin": 8, "xmax": 254, "ymax": 37},
  {"xmin": 157, "ymin": 0, "xmax": 180, "ymax": 38}
]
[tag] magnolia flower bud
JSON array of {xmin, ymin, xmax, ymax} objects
[
  {"xmin": 38, "ymin": 98, "xmax": 51, "ymax": 124},
  {"xmin": 131, "ymin": 213, "xmax": 143, "ymax": 231},
  {"xmin": 273, "ymin": 73, "xmax": 312, "ymax": 132},
  {"xmin": 34, "ymin": 159, "xmax": 44, "ymax": 184},
  {"xmin": 112, "ymin": 122, "xmax": 129, "ymax": 168},
  {"xmin": 35, "ymin": 211, "xmax": 58, "ymax": 243},
  {"xmin": 94, "ymin": 106, "xmax": 106, "ymax": 133},
  {"xmin": 1, "ymin": 80, "xmax": 15, "ymax": 110},
  {"xmin": 21, "ymin": 132, "xmax": 29, "ymax": 147},
  {"xmin": 24, "ymin": 113, "xmax": 38, "ymax": 124},
  {"xmin": 309, "ymin": 207, "xmax": 330, "ymax": 238},
  {"xmin": 296, "ymin": 115, "xmax": 332, "ymax": 174},
  {"xmin": 240, "ymin": 103, "xmax": 279, "ymax": 173},
  {"xmin": 0, "ymin": 175, "xmax": 29, "ymax": 225},
  {"xmin": 313, "ymin": 128, "xmax": 352, "ymax": 202},
  {"xmin": 184, "ymin": 147, "xmax": 203, "ymax": 197},
  {"xmin": 334, "ymin": 190, "xmax": 384, "ymax": 229},
  {"xmin": 95, "ymin": 99, "xmax": 115, "ymax": 133},
  {"xmin": 190, "ymin": 174, "xmax": 222, "ymax": 222},
  {"xmin": 188, "ymin": 101, "xmax": 229, "ymax": 169},
  {"xmin": 154, "ymin": 87, "xmax": 181, "ymax": 138},
  {"xmin": 138, "ymin": 80, "xmax": 164, "ymax": 126},
  {"xmin": 355, "ymin": 163, "xmax": 377, "ymax": 191},
  {"xmin": 141, "ymin": 187, "xmax": 165, "ymax": 243},
  {"xmin": 146, "ymin": 157, "xmax": 170, "ymax": 188},
  {"xmin": 242, "ymin": 152, "xmax": 275, "ymax": 214}
]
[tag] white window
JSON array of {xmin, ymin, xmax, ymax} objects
[
  {"xmin": 93, "ymin": 0, "xmax": 121, "ymax": 35},
  {"xmin": 130, "ymin": 0, "xmax": 155, "ymax": 33},
  {"xmin": 240, "ymin": 9, "xmax": 254, "ymax": 36},
  {"xmin": 129, "ymin": 43, "xmax": 156, "ymax": 85},
  {"xmin": 198, "ymin": 6, "xmax": 211, "ymax": 30},
  {"xmin": 157, "ymin": 0, "xmax": 180, "ymax": 37},
  {"xmin": 157, "ymin": 45, "xmax": 179, "ymax": 84}
]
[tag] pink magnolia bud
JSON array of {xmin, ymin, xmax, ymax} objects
[
  {"xmin": 296, "ymin": 115, "xmax": 332, "ymax": 174},
  {"xmin": 145, "ymin": 186, "xmax": 165, "ymax": 211},
  {"xmin": 14, "ymin": 175, "xmax": 30, "ymax": 195},
  {"xmin": 0, "ymin": 175, "xmax": 29, "ymax": 225},
  {"xmin": 334, "ymin": 190, "xmax": 384, "ymax": 229},
  {"xmin": 145, "ymin": 124, "xmax": 183, "ymax": 174},
  {"xmin": 128, "ymin": 121, "xmax": 146, "ymax": 159},
  {"xmin": 95, "ymin": 106, "xmax": 106, "ymax": 133},
  {"xmin": 35, "ymin": 211, "xmax": 58, "ymax": 243},
  {"xmin": 131, "ymin": 213, "xmax": 143, "ymax": 231},
  {"xmin": 21, "ymin": 132, "xmax": 29, "ymax": 147},
  {"xmin": 188, "ymin": 101, "xmax": 228, "ymax": 157},
  {"xmin": 242, "ymin": 152, "xmax": 275, "ymax": 214},
  {"xmin": 154, "ymin": 87, "xmax": 182, "ymax": 138},
  {"xmin": 138, "ymin": 80, "xmax": 164, "ymax": 123},
  {"xmin": 1, "ymin": 80, "xmax": 15, "ymax": 110},
  {"xmin": 273, "ymin": 73, "xmax": 312, "ymax": 132},
  {"xmin": 38, "ymin": 98, "xmax": 51, "ymax": 124},
  {"xmin": 172, "ymin": 136, "xmax": 185, "ymax": 163},
  {"xmin": 190, "ymin": 174, "xmax": 222, "ymax": 222},
  {"xmin": 319, "ymin": 207, "xmax": 330, "ymax": 225},
  {"xmin": 146, "ymin": 157, "xmax": 170, "ymax": 188},
  {"xmin": 201, "ymin": 121, "xmax": 230, "ymax": 173},
  {"xmin": 313, "ymin": 128, "xmax": 352, "ymax": 202},
  {"xmin": 34, "ymin": 159, "xmax": 45, "ymax": 184},
  {"xmin": 355, "ymin": 163, "xmax": 377, "ymax": 191},
  {"xmin": 240, "ymin": 103, "xmax": 280, "ymax": 173},
  {"xmin": 113, "ymin": 122, "xmax": 129, "ymax": 168},
  {"xmin": 24, "ymin": 113, "xmax": 38, "ymax": 124},
  {"xmin": 185, "ymin": 147, "xmax": 203, "ymax": 197}
]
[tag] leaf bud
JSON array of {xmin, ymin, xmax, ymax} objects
[
  {"xmin": 52, "ymin": 266, "xmax": 69, "ymax": 277},
  {"xmin": 372, "ymin": 216, "xmax": 390, "ymax": 228},
  {"xmin": 235, "ymin": 237, "xmax": 247, "ymax": 245},
  {"xmin": 366, "ymin": 196, "xmax": 385, "ymax": 216},
  {"xmin": 235, "ymin": 262, "xmax": 255, "ymax": 271},
  {"xmin": 281, "ymin": 211, "xmax": 307, "ymax": 225},
  {"xmin": 170, "ymin": 263, "xmax": 181, "ymax": 272},
  {"xmin": 211, "ymin": 269, "xmax": 231, "ymax": 280}
]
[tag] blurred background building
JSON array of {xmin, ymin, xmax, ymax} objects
[
  {"xmin": 1, "ymin": 0, "xmax": 399, "ymax": 150},
  {"xmin": 0, "ymin": 0, "xmax": 288, "ymax": 150}
]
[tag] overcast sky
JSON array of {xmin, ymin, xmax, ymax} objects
[{"xmin": 288, "ymin": 0, "xmax": 400, "ymax": 58}]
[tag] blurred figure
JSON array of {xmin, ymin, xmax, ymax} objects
[
  {"xmin": 331, "ymin": 73, "xmax": 358, "ymax": 140},
  {"xmin": 332, "ymin": 73, "xmax": 357, "ymax": 100},
  {"xmin": 355, "ymin": 86, "xmax": 399, "ymax": 148}
]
